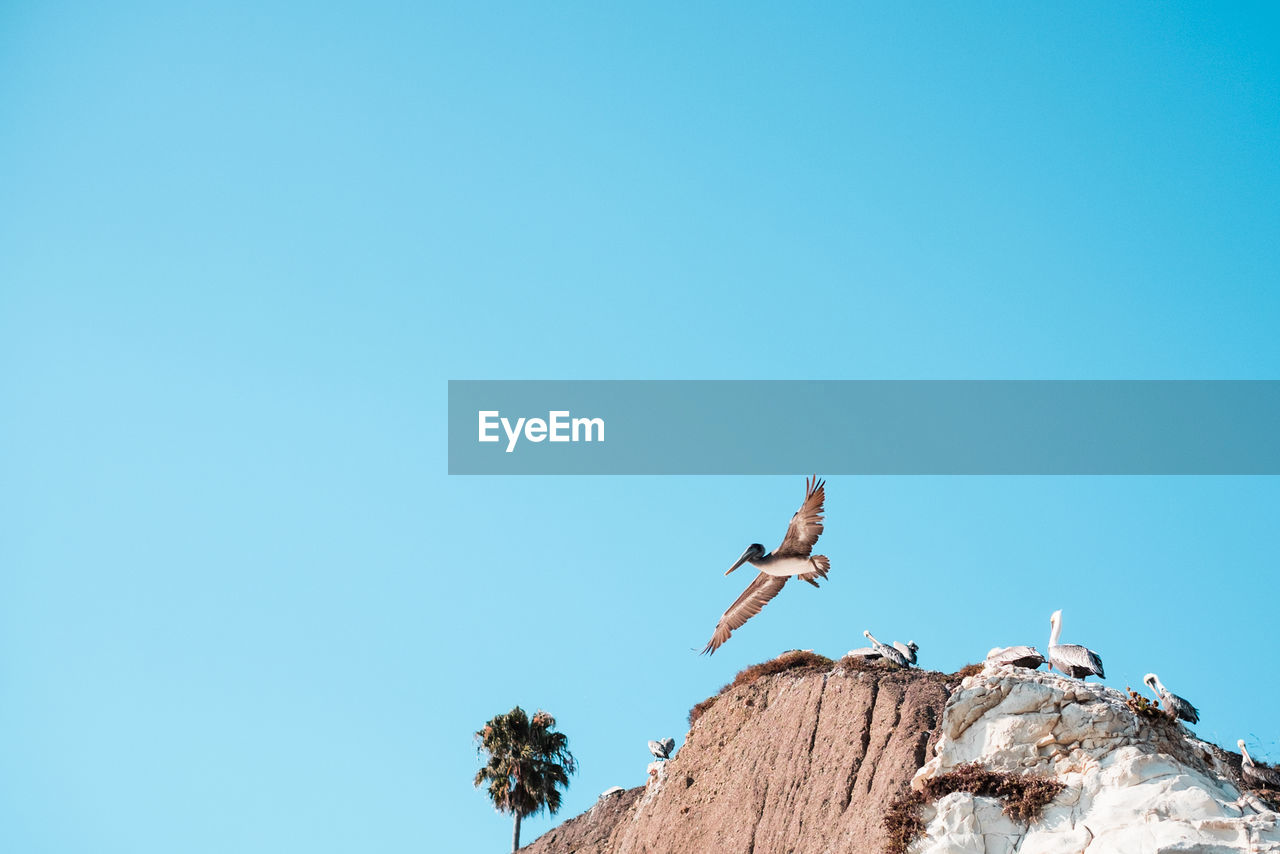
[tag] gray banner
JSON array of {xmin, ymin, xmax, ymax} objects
[{"xmin": 447, "ymin": 381, "xmax": 1280, "ymax": 474}]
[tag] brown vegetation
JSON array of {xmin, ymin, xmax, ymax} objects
[
  {"xmin": 1125, "ymin": 687, "xmax": 1164, "ymax": 720},
  {"xmin": 883, "ymin": 763, "xmax": 1064, "ymax": 854},
  {"xmin": 687, "ymin": 650, "xmax": 834, "ymax": 726}
]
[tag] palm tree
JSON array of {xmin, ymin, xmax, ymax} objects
[{"xmin": 474, "ymin": 706, "xmax": 577, "ymax": 853}]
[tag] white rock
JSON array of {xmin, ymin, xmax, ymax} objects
[{"xmin": 912, "ymin": 669, "xmax": 1280, "ymax": 853}]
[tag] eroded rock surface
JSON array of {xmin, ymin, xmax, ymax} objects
[
  {"xmin": 912, "ymin": 666, "xmax": 1280, "ymax": 854},
  {"xmin": 520, "ymin": 661, "xmax": 1280, "ymax": 854},
  {"xmin": 523, "ymin": 663, "xmax": 954, "ymax": 854}
]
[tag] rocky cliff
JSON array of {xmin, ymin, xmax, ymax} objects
[{"xmin": 521, "ymin": 655, "xmax": 1280, "ymax": 854}]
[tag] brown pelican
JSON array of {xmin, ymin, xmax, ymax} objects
[
  {"xmin": 846, "ymin": 640, "xmax": 917, "ymax": 664},
  {"xmin": 986, "ymin": 645, "xmax": 1046, "ymax": 669},
  {"xmin": 701, "ymin": 477, "xmax": 830, "ymax": 655},
  {"xmin": 863, "ymin": 630, "xmax": 909, "ymax": 667},
  {"xmin": 1143, "ymin": 673, "xmax": 1199, "ymax": 724},
  {"xmin": 1047, "ymin": 610, "xmax": 1104, "ymax": 679},
  {"xmin": 1238, "ymin": 740, "xmax": 1280, "ymax": 789},
  {"xmin": 648, "ymin": 738, "xmax": 675, "ymax": 760}
]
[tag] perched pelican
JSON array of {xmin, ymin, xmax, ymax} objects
[
  {"xmin": 893, "ymin": 640, "xmax": 920, "ymax": 665},
  {"xmin": 648, "ymin": 737, "xmax": 675, "ymax": 760},
  {"xmin": 846, "ymin": 640, "xmax": 917, "ymax": 664},
  {"xmin": 1143, "ymin": 673, "xmax": 1199, "ymax": 724},
  {"xmin": 1047, "ymin": 609, "xmax": 1104, "ymax": 679},
  {"xmin": 1238, "ymin": 740, "xmax": 1280, "ymax": 789},
  {"xmin": 985, "ymin": 645, "xmax": 1046, "ymax": 670},
  {"xmin": 702, "ymin": 477, "xmax": 831, "ymax": 655},
  {"xmin": 863, "ymin": 630, "xmax": 909, "ymax": 667}
]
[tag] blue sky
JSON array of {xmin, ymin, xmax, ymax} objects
[{"xmin": 3, "ymin": 3, "xmax": 1280, "ymax": 852}]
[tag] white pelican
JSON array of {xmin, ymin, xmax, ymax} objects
[
  {"xmin": 986, "ymin": 645, "xmax": 1045, "ymax": 669},
  {"xmin": 1238, "ymin": 740, "xmax": 1280, "ymax": 789},
  {"xmin": 863, "ymin": 630, "xmax": 909, "ymax": 667},
  {"xmin": 702, "ymin": 477, "xmax": 831, "ymax": 655},
  {"xmin": 1143, "ymin": 673, "xmax": 1199, "ymax": 724},
  {"xmin": 1047, "ymin": 610, "xmax": 1104, "ymax": 679},
  {"xmin": 648, "ymin": 737, "xmax": 675, "ymax": 760}
]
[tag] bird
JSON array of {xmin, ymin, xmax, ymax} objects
[
  {"xmin": 701, "ymin": 476, "xmax": 831, "ymax": 655},
  {"xmin": 648, "ymin": 737, "xmax": 675, "ymax": 760},
  {"xmin": 1046, "ymin": 609, "xmax": 1104, "ymax": 679},
  {"xmin": 863, "ymin": 630, "xmax": 909, "ymax": 667},
  {"xmin": 1238, "ymin": 740, "xmax": 1280, "ymax": 789},
  {"xmin": 985, "ymin": 645, "xmax": 1046, "ymax": 670},
  {"xmin": 1143, "ymin": 673, "xmax": 1199, "ymax": 724},
  {"xmin": 846, "ymin": 640, "xmax": 917, "ymax": 664}
]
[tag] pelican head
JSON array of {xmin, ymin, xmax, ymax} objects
[
  {"xmin": 1239, "ymin": 739, "xmax": 1249, "ymax": 753},
  {"xmin": 863, "ymin": 630, "xmax": 876, "ymax": 643},
  {"xmin": 1050, "ymin": 609, "xmax": 1063, "ymax": 628},
  {"xmin": 1143, "ymin": 673, "xmax": 1160, "ymax": 690},
  {"xmin": 906, "ymin": 641, "xmax": 919, "ymax": 652},
  {"xmin": 726, "ymin": 543, "xmax": 766, "ymax": 575}
]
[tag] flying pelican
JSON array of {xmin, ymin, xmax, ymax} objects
[
  {"xmin": 985, "ymin": 645, "xmax": 1046, "ymax": 669},
  {"xmin": 1238, "ymin": 740, "xmax": 1280, "ymax": 789},
  {"xmin": 1047, "ymin": 610, "xmax": 1104, "ymax": 679},
  {"xmin": 1143, "ymin": 673, "xmax": 1199, "ymax": 724},
  {"xmin": 648, "ymin": 738, "xmax": 675, "ymax": 760},
  {"xmin": 863, "ymin": 630, "xmax": 909, "ymax": 667},
  {"xmin": 701, "ymin": 477, "xmax": 831, "ymax": 655}
]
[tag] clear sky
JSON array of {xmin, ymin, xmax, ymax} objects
[{"xmin": 3, "ymin": 3, "xmax": 1280, "ymax": 852}]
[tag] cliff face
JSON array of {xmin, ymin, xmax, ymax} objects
[
  {"xmin": 914, "ymin": 667, "xmax": 1280, "ymax": 854},
  {"xmin": 524, "ymin": 661, "xmax": 955, "ymax": 854},
  {"xmin": 522, "ymin": 659, "xmax": 1280, "ymax": 854}
]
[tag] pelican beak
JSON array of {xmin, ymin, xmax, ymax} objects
[{"xmin": 726, "ymin": 547, "xmax": 754, "ymax": 576}]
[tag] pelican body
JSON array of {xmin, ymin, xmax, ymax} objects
[
  {"xmin": 702, "ymin": 477, "xmax": 831, "ymax": 655},
  {"xmin": 1238, "ymin": 740, "xmax": 1280, "ymax": 789},
  {"xmin": 1046, "ymin": 609, "xmax": 1104, "ymax": 679},
  {"xmin": 986, "ymin": 645, "xmax": 1045, "ymax": 670},
  {"xmin": 863, "ymin": 630, "xmax": 909, "ymax": 667},
  {"xmin": 1143, "ymin": 673, "xmax": 1199, "ymax": 724},
  {"xmin": 648, "ymin": 737, "xmax": 675, "ymax": 760},
  {"xmin": 847, "ymin": 640, "xmax": 918, "ymax": 665}
]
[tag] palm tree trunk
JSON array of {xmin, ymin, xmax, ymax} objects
[{"xmin": 512, "ymin": 811, "xmax": 521, "ymax": 853}]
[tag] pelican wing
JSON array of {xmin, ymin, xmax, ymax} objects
[
  {"xmin": 873, "ymin": 641, "xmax": 909, "ymax": 667},
  {"xmin": 1049, "ymin": 643, "xmax": 1104, "ymax": 678},
  {"xmin": 1163, "ymin": 691, "xmax": 1199, "ymax": 724},
  {"xmin": 774, "ymin": 476, "xmax": 825, "ymax": 557},
  {"xmin": 987, "ymin": 645, "xmax": 1045, "ymax": 669},
  {"xmin": 701, "ymin": 572, "xmax": 789, "ymax": 655},
  {"xmin": 1247, "ymin": 762, "xmax": 1280, "ymax": 789}
]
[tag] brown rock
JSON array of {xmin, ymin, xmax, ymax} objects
[
  {"xmin": 522, "ymin": 661, "xmax": 954, "ymax": 854},
  {"xmin": 520, "ymin": 786, "xmax": 643, "ymax": 854}
]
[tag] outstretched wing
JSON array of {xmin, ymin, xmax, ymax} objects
[
  {"xmin": 774, "ymin": 476, "xmax": 825, "ymax": 557},
  {"xmin": 701, "ymin": 572, "xmax": 789, "ymax": 655}
]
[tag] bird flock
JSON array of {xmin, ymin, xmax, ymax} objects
[{"xmin": 694, "ymin": 476, "xmax": 1277, "ymax": 790}]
